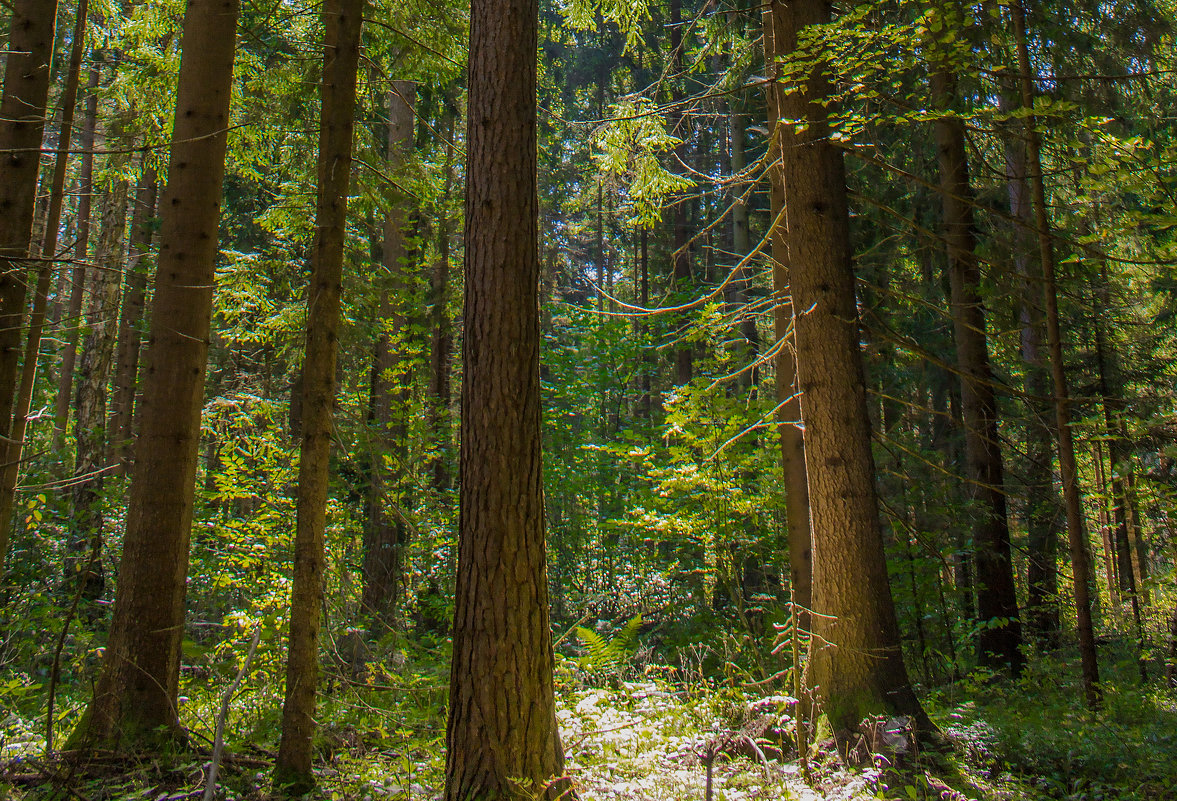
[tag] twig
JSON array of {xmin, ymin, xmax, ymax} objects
[{"xmin": 202, "ymin": 628, "xmax": 261, "ymax": 801}]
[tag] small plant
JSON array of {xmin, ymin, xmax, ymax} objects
[{"xmin": 574, "ymin": 614, "xmax": 643, "ymax": 682}]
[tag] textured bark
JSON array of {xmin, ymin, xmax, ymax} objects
[
  {"xmin": 1011, "ymin": 0, "xmax": 1100, "ymax": 707},
  {"xmin": 54, "ymin": 64, "xmax": 100, "ymax": 448},
  {"xmin": 0, "ymin": 0, "xmax": 60, "ymax": 463},
  {"xmin": 443, "ymin": 0, "xmax": 566, "ymax": 794},
  {"xmin": 761, "ymin": 4, "xmax": 813, "ymax": 633},
  {"xmin": 274, "ymin": 0, "xmax": 364, "ymax": 789},
  {"xmin": 766, "ymin": 0, "xmax": 927, "ymax": 739},
  {"xmin": 360, "ymin": 80, "xmax": 415, "ymax": 632},
  {"xmin": 69, "ymin": 175, "xmax": 129, "ymax": 604},
  {"xmin": 109, "ymin": 167, "xmax": 159, "ymax": 476},
  {"xmin": 931, "ymin": 61, "xmax": 1023, "ymax": 675},
  {"xmin": 669, "ymin": 0, "xmax": 692, "ymax": 385},
  {"xmin": 1001, "ymin": 89, "xmax": 1061, "ymax": 647},
  {"xmin": 71, "ymin": 0, "xmax": 240, "ymax": 749},
  {"xmin": 0, "ymin": 0, "xmax": 87, "ymax": 569}
]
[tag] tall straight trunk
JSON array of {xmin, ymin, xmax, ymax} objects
[
  {"xmin": 931, "ymin": 61, "xmax": 1023, "ymax": 674},
  {"xmin": 1001, "ymin": 87, "xmax": 1061, "ymax": 647},
  {"xmin": 70, "ymin": 173, "xmax": 129, "ymax": 604},
  {"xmin": 761, "ymin": 9, "xmax": 812, "ymax": 629},
  {"xmin": 1092, "ymin": 439, "xmax": 1121, "ymax": 608},
  {"xmin": 360, "ymin": 80, "xmax": 415, "ymax": 631},
  {"xmin": 427, "ymin": 109, "xmax": 456, "ymax": 492},
  {"xmin": 669, "ymin": 0, "xmax": 692, "ymax": 384},
  {"xmin": 0, "ymin": 0, "xmax": 60, "ymax": 462},
  {"xmin": 443, "ymin": 0, "xmax": 566, "ymax": 792},
  {"xmin": 54, "ymin": 63, "xmax": 100, "ymax": 448},
  {"xmin": 69, "ymin": 0, "xmax": 240, "ymax": 749},
  {"xmin": 638, "ymin": 227, "xmax": 652, "ymax": 419},
  {"xmin": 0, "ymin": 0, "xmax": 88, "ymax": 569},
  {"xmin": 274, "ymin": 0, "xmax": 364, "ymax": 789},
  {"xmin": 108, "ymin": 166, "xmax": 159, "ymax": 476},
  {"xmin": 1011, "ymin": 0, "xmax": 1100, "ymax": 707},
  {"xmin": 765, "ymin": 0, "xmax": 928, "ymax": 738}
]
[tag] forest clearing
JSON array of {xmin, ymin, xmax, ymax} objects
[{"xmin": 1, "ymin": 0, "xmax": 1176, "ymax": 798}]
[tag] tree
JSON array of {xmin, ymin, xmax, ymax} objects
[
  {"xmin": 764, "ymin": 0, "xmax": 929, "ymax": 738},
  {"xmin": 929, "ymin": 10, "xmax": 1024, "ymax": 675},
  {"xmin": 69, "ymin": 0, "xmax": 241, "ymax": 748},
  {"xmin": 0, "ymin": 0, "xmax": 60, "ymax": 491},
  {"xmin": 443, "ymin": 0, "xmax": 567, "ymax": 793},
  {"xmin": 275, "ymin": 0, "xmax": 365, "ymax": 789}
]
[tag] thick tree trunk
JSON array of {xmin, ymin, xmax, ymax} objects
[
  {"xmin": 0, "ymin": 0, "xmax": 88, "ymax": 569},
  {"xmin": 70, "ymin": 0, "xmax": 240, "ymax": 749},
  {"xmin": 1011, "ymin": 0, "xmax": 1100, "ymax": 707},
  {"xmin": 761, "ymin": 3, "xmax": 813, "ymax": 634},
  {"xmin": 443, "ymin": 0, "xmax": 566, "ymax": 793},
  {"xmin": 0, "ymin": 0, "xmax": 60, "ymax": 465},
  {"xmin": 1001, "ymin": 89, "xmax": 1061, "ymax": 647},
  {"xmin": 766, "ymin": 0, "xmax": 928, "ymax": 739},
  {"xmin": 69, "ymin": 174, "xmax": 129, "ymax": 606},
  {"xmin": 54, "ymin": 64, "xmax": 100, "ymax": 449},
  {"xmin": 108, "ymin": 167, "xmax": 159, "ymax": 476},
  {"xmin": 273, "ymin": 0, "xmax": 364, "ymax": 790},
  {"xmin": 931, "ymin": 61, "xmax": 1023, "ymax": 675},
  {"xmin": 360, "ymin": 80, "xmax": 415, "ymax": 632}
]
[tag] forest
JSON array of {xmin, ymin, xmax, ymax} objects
[{"xmin": 0, "ymin": 0, "xmax": 1176, "ymax": 798}]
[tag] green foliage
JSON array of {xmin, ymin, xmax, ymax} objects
[{"xmin": 575, "ymin": 613, "xmax": 644, "ymax": 680}]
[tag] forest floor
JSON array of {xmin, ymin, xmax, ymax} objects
[{"xmin": 2, "ymin": 644, "xmax": 1176, "ymax": 800}]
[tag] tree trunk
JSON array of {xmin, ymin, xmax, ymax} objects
[
  {"xmin": 54, "ymin": 63, "xmax": 100, "ymax": 449},
  {"xmin": 69, "ymin": 173, "xmax": 129, "ymax": 607},
  {"xmin": 1001, "ymin": 86, "xmax": 1061, "ymax": 648},
  {"xmin": 427, "ymin": 108, "xmax": 456, "ymax": 492},
  {"xmin": 761, "ymin": 2, "xmax": 813, "ymax": 635},
  {"xmin": 766, "ymin": 0, "xmax": 928, "ymax": 739},
  {"xmin": 0, "ymin": 0, "xmax": 88, "ymax": 569},
  {"xmin": 443, "ymin": 0, "xmax": 566, "ymax": 793},
  {"xmin": 669, "ymin": 0, "xmax": 692, "ymax": 385},
  {"xmin": 108, "ymin": 166, "xmax": 159, "ymax": 476},
  {"xmin": 360, "ymin": 80, "xmax": 415, "ymax": 632},
  {"xmin": 274, "ymin": 0, "xmax": 363, "ymax": 789},
  {"xmin": 931, "ymin": 57, "xmax": 1023, "ymax": 675},
  {"xmin": 0, "ymin": 0, "xmax": 60, "ymax": 466},
  {"xmin": 1011, "ymin": 0, "xmax": 1100, "ymax": 707},
  {"xmin": 70, "ymin": 0, "xmax": 240, "ymax": 749}
]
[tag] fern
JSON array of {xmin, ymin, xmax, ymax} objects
[{"xmin": 574, "ymin": 614, "xmax": 643, "ymax": 678}]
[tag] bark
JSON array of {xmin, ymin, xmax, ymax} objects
[
  {"xmin": 0, "ymin": 0, "xmax": 60, "ymax": 465},
  {"xmin": 443, "ymin": 0, "xmax": 566, "ymax": 793},
  {"xmin": 765, "ymin": 0, "xmax": 928, "ymax": 738},
  {"xmin": 108, "ymin": 167, "xmax": 159, "ymax": 476},
  {"xmin": 931, "ymin": 59, "xmax": 1023, "ymax": 674},
  {"xmin": 54, "ymin": 64, "xmax": 100, "ymax": 448},
  {"xmin": 761, "ymin": 5, "xmax": 812, "ymax": 632},
  {"xmin": 0, "ymin": 0, "xmax": 87, "ymax": 569},
  {"xmin": 70, "ymin": 0, "xmax": 240, "ymax": 749},
  {"xmin": 360, "ymin": 80, "xmax": 415, "ymax": 632},
  {"xmin": 1001, "ymin": 87, "xmax": 1061, "ymax": 647},
  {"xmin": 1011, "ymin": 0, "xmax": 1100, "ymax": 707},
  {"xmin": 669, "ymin": 0, "xmax": 692, "ymax": 384},
  {"xmin": 69, "ymin": 174, "xmax": 129, "ymax": 606},
  {"xmin": 274, "ymin": 0, "xmax": 364, "ymax": 789}
]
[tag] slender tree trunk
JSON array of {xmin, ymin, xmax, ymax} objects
[
  {"xmin": 360, "ymin": 80, "xmax": 415, "ymax": 632},
  {"xmin": 669, "ymin": 0, "xmax": 692, "ymax": 384},
  {"xmin": 69, "ymin": 173, "xmax": 129, "ymax": 607},
  {"xmin": 69, "ymin": 0, "xmax": 240, "ymax": 749},
  {"xmin": 0, "ymin": 0, "xmax": 88, "ymax": 569},
  {"xmin": 761, "ymin": 6, "xmax": 812, "ymax": 630},
  {"xmin": 0, "ymin": 0, "xmax": 60, "ymax": 466},
  {"xmin": 1001, "ymin": 90, "xmax": 1061, "ymax": 647},
  {"xmin": 273, "ymin": 0, "xmax": 364, "ymax": 789},
  {"xmin": 765, "ymin": 0, "xmax": 928, "ymax": 739},
  {"xmin": 1011, "ymin": 0, "xmax": 1100, "ymax": 707},
  {"xmin": 427, "ymin": 110, "xmax": 456, "ymax": 492},
  {"xmin": 931, "ymin": 57, "xmax": 1023, "ymax": 674},
  {"xmin": 54, "ymin": 63, "xmax": 100, "ymax": 449},
  {"xmin": 108, "ymin": 166, "xmax": 159, "ymax": 476},
  {"xmin": 443, "ymin": 0, "xmax": 566, "ymax": 792},
  {"xmin": 1092, "ymin": 439, "xmax": 1122, "ymax": 608}
]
